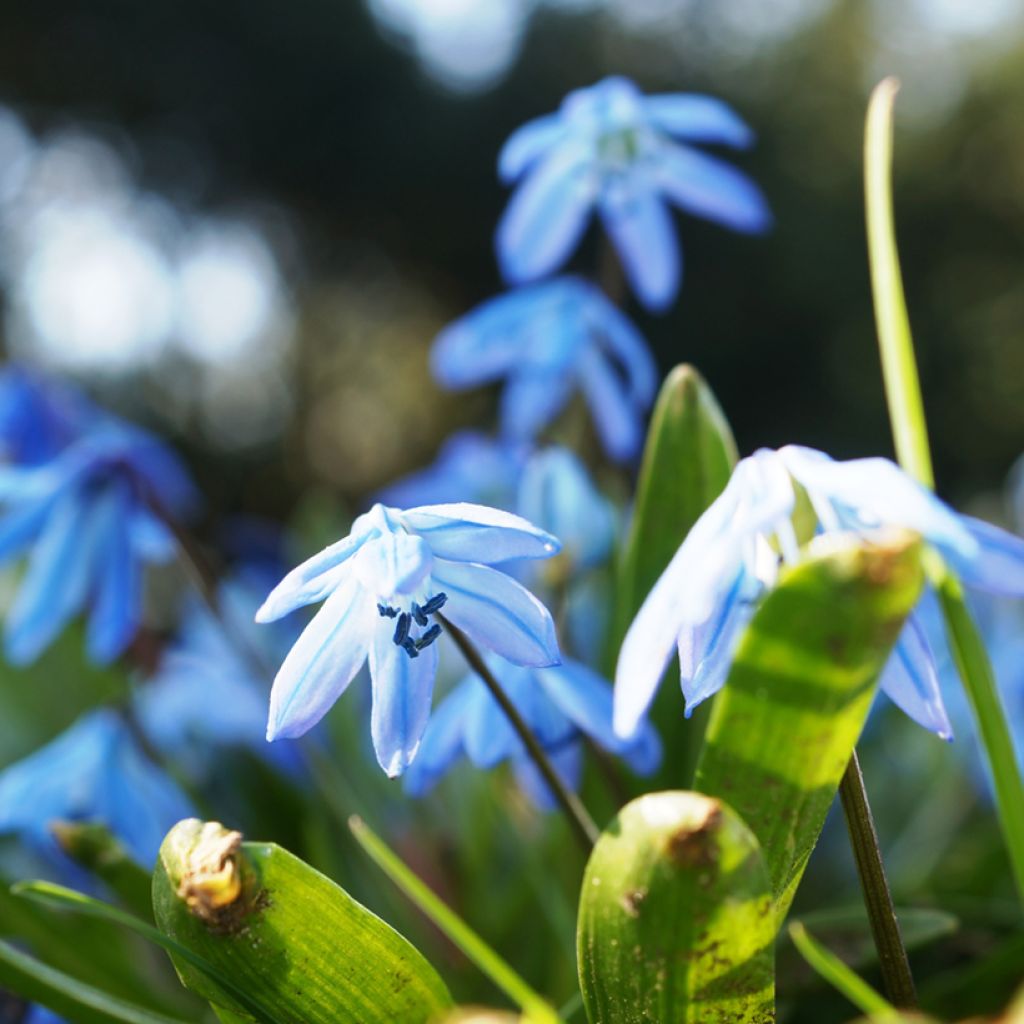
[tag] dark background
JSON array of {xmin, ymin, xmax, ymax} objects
[{"xmin": 0, "ymin": 0, "xmax": 1021, "ymax": 523}]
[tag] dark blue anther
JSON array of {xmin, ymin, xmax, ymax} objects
[
  {"xmin": 415, "ymin": 624, "xmax": 442, "ymax": 650},
  {"xmin": 421, "ymin": 592, "xmax": 448, "ymax": 616},
  {"xmin": 411, "ymin": 602, "xmax": 428, "ymax": 627},
  {"xmin": 393, "ymin": 612, "xmax": 410, "ymax": 646},
  {"xmin": 378, "ymin": 603, "xmax": 398, "ymax": 618},
  {"xmin": 401, "ymin": 637, "xmax": 420, "ymax": 659}
]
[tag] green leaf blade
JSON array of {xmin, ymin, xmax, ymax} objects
[
  {"xmin": 577, "ymin": 791, "xmax": 774, "ymax": 1024},
  {"xmin": 695, "ymin": 531, "xmax": 926, "ymax": 924}
]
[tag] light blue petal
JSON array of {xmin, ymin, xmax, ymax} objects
[
  {"xmin": 516, "ymin": 447, "xmax": 616, "ymax": 569},
  {"xmin": 463, "ymin": 671, "xmax": 526, "ymax": 769},
  {"xmin": 266, "ymin": 574, "xmax": 373, "ymax": 740},
  {"xmin": 500, "ymin": 369, "xmax": 576, "ymax": 443},
  {"xmin": 4, "ymin": 488, "xmax": 102, "ymax": 665},
  {"xmin": 577, "ymin": 345, "xmax": 645, "ymax": 462},
  {"xmin": 656, "ymin": 143, "xmax": 772, "ymax": 234},
  {"xmin": 129, "ymin": 505, "xmax": 177, "ymax": 563},
  {"xmin": 642, "ymin": 94, "xmax": 754, "ymax": 148},
  {"xmin": 620, "ymin": 725, "xmax": 663, "ymax": 777},
  {"xmin": 582, "ymin": 286, "xmax": 657, "ymax": 407},
  {"xmin": 352, "ymin": 528, "xmax": 433, "ymax": 598},
  {"xmin": 879, "ymin": 611, "xmax": 954, "ymax": 740},
  {"xmin": 86, "ymin": 481, "xmax": 141, "ymax": 663},
  {"xmin": 677, "ymin": 567, "xmax": 755, "ymax": 714},
  {"xmin": 498, "ymin": 113, "xmax": 565, "ymax": 183},
  {"xmin": 256, "ymin": 531, "xmax": 370, "ymax": 622},
  {"xmin": 955, "ymin": 515, "xmax": 1024, "ymax": 596},
  {"xmin": 400, "ymin": 503, "xmax": 560, "ymax": 563},
  {"xmin": 431, "ymin": 557, "xmax": 560, "ymax": 667},
  {"xmin": 496, "ymin": 140, "xmax": 595, "ymax": 285},
  {"xmin": 614, "ymin": 450, "xmax": 794, "ymax": 737},
  {"xmin": 368, "ymin": 621, "xmax": 439, "ymax": 777},
  {"xmin": 403, "ymin": 679, "xmax": 476, "ymax": 796},
  {"xmin": 512, "ymin": 741, "xmax": 583, "ymax": 812},
  {"xmin": 598, "ymin": 185, "xmax": 680, "ymax": 312},
  {"xmin": 780, "ymin": 446, "xmax": 977, "ymax": 563}
]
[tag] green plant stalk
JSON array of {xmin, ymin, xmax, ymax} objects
[
  {"xmin": 349, "ymin": 816, "xmax": 562, "ymax": 1024},
  {"xmin": 865, "ymin": 76, "xmax": 1024, "ymax": 905},
  {"xmin": 441, "ymin": 615, "xmax": 600, "ymax": 850},
  {"xmin": 788, "ymin": 923, "xmax": 899, "ymax": 1021},
  {"xmin": 838, "ymin": 753, "xmax": 916, "ymax": 1008}
]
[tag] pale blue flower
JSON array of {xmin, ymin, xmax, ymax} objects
[
  {"xmin": 405, "ymin": 653, "xmax": 661, "ymax": 808},
  {"xmin": 135, "ymin": 564, "xmax": 305, "ymax": 779},
  {"xmin": 0, "ymin": 708, "xmax": 193, "ymax": 870},
  {"xmin": 256, "ymin": 502, "xmax": 561, "ymax": 776},
  {"xmin": 376, "ymin": 431, "xmax": 527, "ymax": 510},
  {"xmin": 614, "ymin": 445, "xmax": 1024, "ymax": 741},
  {"xmin": 432, "ymin": 277, "xmax": 656, "ymax": 462},
  {"xmin": 496, "ymin": 76, "xmax": 771, "ymax": 311},
  {"xmin": 0, "ymin": 421, "xmax": 198, "ymax": 665}
]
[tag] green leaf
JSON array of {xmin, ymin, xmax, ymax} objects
[
  {"xmin": 782, "ymin": 906, "xmax": 956, "ymax": 980},
  {"xmin": 611, "ymin": 364, "xmax": 737, "ymax": 660},
  {"xmin": 0, "ymin": 937, "xmax": 192, "ymax": 1024},
  {"xmin": 13, "ymin": 879, "xmax": 276, "ymax": 1024},
  {"xmin": 577, "ymin": 791, "xmax": 774, "ymax": 1024},
  {"xmin": 695, "ymin": 531, "xmax": 926, "ymax": 924},
  {"xmin": 349, "ymin": 815, "xmax": 561, "ymax": 1024},
  {"xmin": 787, "ymin": 923, "xmax": 898, "ymax": 1021},
  {"xmin": 152, "ymin": 818, "xmax": 453, "ymax": 1024}
]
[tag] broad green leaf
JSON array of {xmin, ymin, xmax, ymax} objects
[
  {"xmin": 0, "ymin": 938, "xmax": 192, "ymax": 1024},
  {"xmin": 577, "ymin": 791, "xmax": 774, "ymax": 1024},
  {"xmin": 611, "ymin": 364, "xmax": 737, "ymax": 659},
  {"xmin": 695, "ymin": 531, "xmax": 925, "ymax": 924},
  {"xmin": 153, "ymin": 819, "xmax": 453, "ymax": 1024}
]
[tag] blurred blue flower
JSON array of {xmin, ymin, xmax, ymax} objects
[
  {"xmin": 496, "ymin": 76, "xmax": 771, "ymax": 311},
  {"xmin": 376, "ymin": 431, "xmax": 527, "ymax": 510},
  {"xmin": 257, "ymin": 502, "xmax": 561, "ymax": 776},
  {"xmin": 0, "ymin": 365, "xmax": 96, "ymax": 466},
  {"xmin": 432, "ymin": 277, "xmax": 656, "ymax": 462},
  {"xmin": 517, "ymin": 447, "xmax": 616, "ymax": 573},
  {"xmin": 614, "ymin": 445, "xmax": 1024, "ymax": 741},
  {"xmin": 135, "ymin": 564, "xmax": 305, "ymax": 779},
  {"xmin": 405, "ymin": 654, "xmax": 660, "ymax": 808},
  {"xmin": 0, "ymin": 708, "xmax": 193, "ymax": 870},
  {"xmin": 0, "ymin": 421, "xmax": 198, "ymax": 665},
  {"xmin": 23, "ymin": 1008, "xmax": 65, "ymax": 1024}
]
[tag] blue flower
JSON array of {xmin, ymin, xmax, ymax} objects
[
  {"xmin": 496, "ymin": 76, "xmax": 771, "ymax": 311},
  {"xmin": 0, "ymin": 708, "xmax": 193, "ymax": 870},
  {"xmin": 256, "ymin": 502, "xmax": 561, "ymax": 776},
  {"xmin": 0, "ymin": 421, "xmax": 198, "ymax": 665},
  {"xmin": 376, "ymin": 431, "xmax": 527, "ymax": 510},
  {"xmin": 614, "ymin": 445, "xmax": 1024, "ymax": 741},
  {"xmin": 405, "ymin": 654, "xmax": 661, "ymax": 808},
  {"xmin": 432, "ymin": 277, "xmax": 657, "ymax": 461},
  {"xmin": 0, "ymin": 365, "xmax": 97, "ymax": 466},
  {"xmin": 135, "ymin": 564, "xmax": 305, "ymax": 779}
]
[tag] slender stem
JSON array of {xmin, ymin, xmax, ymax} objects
[
  {"xmin": 838, "ymin": 752, "xmax": 917, "ymax": 1009},
  {"xmin": 864, "ymin": 77, "xmax": 1024, "ymax": 907},
  {"xmin": 440, "ymin": 615, "xmax": 600, "ymax": 850}
]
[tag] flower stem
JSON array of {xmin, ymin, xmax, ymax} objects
[
  {"xmin": 865, "ymin": 76, "xmax": 1024, "ymax": 907},
  {"xmin": 838, "ymin": 752, "xmax": 917, "ymax": 1009},
  {"xmin": 441, "ymin": 615, "xmax": 601, "ymax": 851}
]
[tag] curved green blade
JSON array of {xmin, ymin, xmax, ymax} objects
[
  {"xmin": 577, "ymin": 791, "xmax": 774, "ymax": 1024},
  {"xmin": 695, "ymin": 531, "xmax": 925, "ymax": 924},
  {"xmin": 152, "ymin": 819, "xmax": 453, "ymax": 1024}
]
